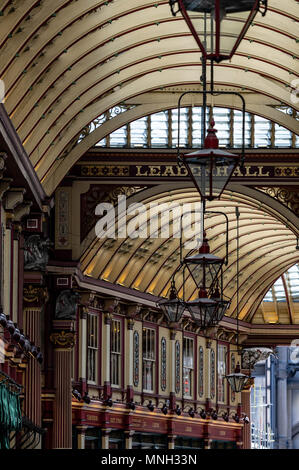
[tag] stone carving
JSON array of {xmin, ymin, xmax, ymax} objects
[
  {"xmin": 55, "ymin": 290, "xmax": 80, "ymax": 320},
  {"xmin": 24, "ymin": 235, "xmax": 51, "ymax": 271},
  {"xmin": 241, "ymin": 347, "xmax": 276, "ymax": 370}
]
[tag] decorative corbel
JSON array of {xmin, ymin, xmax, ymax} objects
[
  {"xmin": 0, "ymin": 152, "xmax": 7, "ymax": 179},
  {"xmin": 4, "ymin": 188, "xmax": 25, "ymax": 211},
  {"xmin": 0, "ymin": 178, "xmax": 12, "ymax": 200},
  {"xmin": 104, "ymin": 297, "xmax": 119, "ymax": 314},
  {"xmin": 127, "ymin": 304, "xmax": 141, "ymax": 319},
  {"xmin": 13, "ymin": 201, "xmax": 32, "ymax": 222}
]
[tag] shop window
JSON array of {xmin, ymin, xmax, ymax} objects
[
  {"xmin": 142, "ymin": 328, "xmax": 155, "ymax": 392},
  {"xmin": 217, "ymin": 344, "xmax": 227, "ymax": 403},
  {"xmin": 132, "ymin": 432, "xmax": 167, "ymax": 449},
  {"xmin": 87, "ymin": 313, "xmax": 98, "ymax": 383},
  {"xmin": 111, "ymin": 319, "xmax": 121, "ymax": 387},
  {"xmin": 183, "ymin": 337, "xmax": 194, "ymax": 398}
]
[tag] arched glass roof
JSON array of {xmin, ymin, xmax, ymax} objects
[
  {"xmin": 263, "ymin": 264, "xmax": 299, "ymax": 303},
  {"xmin": 83, "ymin": 105, "xmax": 299, "ymax": 149}
]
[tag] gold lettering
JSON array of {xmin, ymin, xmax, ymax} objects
[
  {"xmin": 149, "ymin": 166, "xmax": 161, "ymax": 176},
  {"xmin": 136, "ymin": 166, "xmax": 148, "ymax": 177}
]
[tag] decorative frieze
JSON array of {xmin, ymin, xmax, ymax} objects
[
  {"xmin": 175, "ymin": 341, "xmax": 180, "ymax": 394},
  {"xmin": 198, "ymin": 346, "xmax": 204, "ymax": 398},
  {"xmin": 133, "ymin": 331, "xmax": 139, "ymax": 388},
  {"xmin": 161, "ymin": 337, "xmax": 167, "ymax": 392}
]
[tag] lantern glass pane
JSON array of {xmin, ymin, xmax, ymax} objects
[
  {"xmin": 186, "ymin": 299, "xmax": 218, "ymax": 328},
  {"xmin": 184, "ymin": 154, "xmax": 238, "ymax": 199},
  {"xmin": 185, "ymin": 259, "xmax": 222, "ymax": 290},
  {"xmin": 182, "ymin": 1, "xmax": 258, "ymax": 60},
  {"xmin": 158, "ymin": 298, "xmax": 185, "ymax": 323}
]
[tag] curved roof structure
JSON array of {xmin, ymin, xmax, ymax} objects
[
  {"xmin": 0, "ymin": 0, "xmax": 298, "ymax": 195},
  {"xmin": 81, "ymin": 186, "xmax": 299, "ymax": 323}
]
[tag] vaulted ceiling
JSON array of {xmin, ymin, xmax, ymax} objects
[
  {"xmin": 81, "ymin": 186, "xmax": 299, "ymax": 323},
  {"xmin": 0, "ymin": 0, "xmax": 298, "ymax": 195}
]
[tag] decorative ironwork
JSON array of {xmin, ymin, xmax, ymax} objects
[
  {"xmin": 210, "ymin": 348, "xmax": 215, "ymax": 400},
  {"xmin": 161, "ymin": 337, "xmax": 167, "ymax": 391},
  {"xmin": 198, "ymin": 346, "xmax": 204, "ymax": 398},
  {"xmin": 241, "ymin": 347, "xmax": 276, "ymax": 370},
  {"xmin": 258, "ymin": 187, "xmax": 299, "ymax": 216},
  {"xmin": 77, "ymin": 105, "xmax": 136, "ymax": 145},
  {"xmin": 133, "ymin": 331, "xmax": 139, "ymax": 387},
  {"xmin": 0, "ymin": 371, "xmax": 22, "ymax": 449},
  {"xmin": 175, "ymin": 341, "xmax": 180, "ymax": 394},
  {"xmin": 231, "ymin": 353, "xmax": 236, "ymax": 402}
]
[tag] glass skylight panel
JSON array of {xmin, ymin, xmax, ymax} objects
[
  {"xmin": 109, "ymin": 125, "xmax": 127, "ymax": 147},
  {"xmin": 130, "ymin": 117, "xmax": 148, "ymax": 147},
  {"xmin": 272, "ymin": 277, "xmax": 286, "ymax": 301},
  {"xmin": 95, "ymin": 138, "xmax": 106, "ymax": 147},
  {"xmin": 191, "ymin": 107, "xmax": 209, "ymax": 147},
  {"xmin": 263, "ymin": 289, "xmax": 274, "ymax": 302},
  {"xmin": 254, "ymin": 116, "xmax": 271, "ymax": 148},
  {"xmin": 150, "ymin": 111, "xmax": 169, "ymax": 147},
  {"xmin": 172, "ymin": 108, "xmax": 189, "ymax": 148},
  {"xmin": 274, "ymin": 124, "xmax": 292, "ymax": 147},
  {"xmin": 285, "ymin": 264, "xmax": 299, "ymax": 302},
  {"xmin": 233, "ymin": 110, "xmax": 251, "ymax": 148},
  {"xmin": 213, "ymin": 107, "xmax": 230, "ymax": 147}
]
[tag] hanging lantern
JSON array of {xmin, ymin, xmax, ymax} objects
[
  {"xmin": 182, "ymin": 120, "xmax": 240, "ymax": 201},
  {"xmin": 225, "ymin": 362, "xmax": 250, "ymax": 392},
  {"xmin": 157, "ymin": 280, "xmax": 186, "ymax": 325},
  {"xmin": 209, "ymin": 286, "xmax": 230, "ymax": 324},
  {"xmin": 183, "ymin": 231, "xmax": 223, "ymax": 290},
  {"xmin": 169, "ymin": 0, "xmax": 267, "ymax": 63},
  {"xmin": 185, "ymin": 287, "xmax": 219, "ymax": 328}
]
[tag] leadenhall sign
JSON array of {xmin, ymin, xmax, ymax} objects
[{"xmin": 79, "ymin": 163, "xmax": 299, "ymax": 181}]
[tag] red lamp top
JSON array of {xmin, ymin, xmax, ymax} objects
[{"xmin": 204, "ymin": 119, "xmax": 219, "ymax": 149}]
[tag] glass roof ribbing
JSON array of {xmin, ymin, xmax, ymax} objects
[{"xmin": 263, "ymin": 264, "xmax": 299, "ymax": 303}]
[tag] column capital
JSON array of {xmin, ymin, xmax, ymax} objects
[
  {"xmin": 170, "ymin": 329, "xmax": 176, "ymax": 341},
  {"xmin": 23, "ymin": 284, "xmax": 49, "ymax": 308},
  {"xmin": 104, "ymin": 312, "xmax": 112, "ymax": 325},
  {"xmin": 50, "ymin": 329, "xmax": 76, "ymax": 350},
  {"xmin": 127, "ymin": 318, "xmax": 135, "ymax": 330}
]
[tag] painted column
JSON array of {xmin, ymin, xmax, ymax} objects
[
  {"xmin": 126, "ymin": 317, "xmax": 134, "ymax": 401},
  {"xmin": 77, "ymin": 426, "xmax": 88, "ymax": 449},
  {"xmin": 168, "ymin": 435, "xmax": 175, "ymax": 449},
  {"xmin": 169, "ymin": 328, "xmax": 176, "ymax": 410},
  {"xmin": 23, "ymin": 307, "xmax": 42, "ymax": 428},
  {"xmin": 103, "ymin": 313, "xmax": 111, "ymax": 400},
  {"xmin": 103, "ymin": 298, "xmax": 119, "ymax": 400},
  {"xmin": 276, "ymin": 347, "xmax": 288, "ymax": 449},
  {"xmin": 101, "ymin": 429, "xmax": 110, "ymax": 449},
  {"xmin": 241, "ymin": 376, "xmax": 254, "ymax": 449},
  {"xmin": 50, "ymin": 321, "xmax": 75, "ymax": 449},
  {"xmin": 23, "ymin": 282, "xmax": 48, "ymax": 448},
  {"xmin": 126, "ymin": 304, "xmax": 141, "ymax": 403},
  {"xmin": 78, "ymin": 306, "xmax": 87, "ymax": 395},
  {"xmin": 125, "ymin": 430, "xmax": 134, "ymax": 449}
]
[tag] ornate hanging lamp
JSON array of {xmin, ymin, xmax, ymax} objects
[
  {"xmin": 185, "ymin": 287, "xmax": 219, "ymax": 329},
  {"xmin": 183, "ymin": 230, "xmax": 223, "ymax": 289},
  {"xmin": 182, "ymin": 119, "xmax": 240, "ymax": 201},
  {"xmin": 157, "ymin": 280, "xmax": 186, "ymax": 325},
  {"xmin": 169, "ymin": 0, "xmax": 268, "ymax": 63},
  {"xmin": 225, "ymin": 362, "xmax": 250, "ymax": 393}
]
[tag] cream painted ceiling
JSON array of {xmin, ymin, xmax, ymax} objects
[
  {"xmin": 0, "ymin": 0, "xmax": 298, "ymax": 195},
  {"xmin": 81, "ymin": 187, "xmax": 299, "ymax": 323}
]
